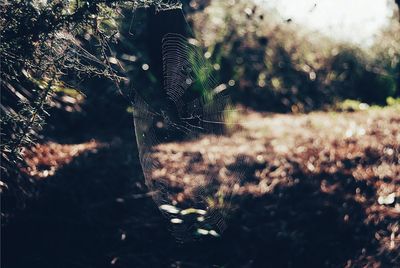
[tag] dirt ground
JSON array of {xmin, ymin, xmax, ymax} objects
[{"xmin": 3, "ymin": 107, "xmax": 400, "ymax": 267}]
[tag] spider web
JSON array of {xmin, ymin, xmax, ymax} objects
[{"xmin": 132, "ymin": 31, "xmax": 251, "ymax": 241}]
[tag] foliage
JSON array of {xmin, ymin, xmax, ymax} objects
[
  {"xmin": 334, "ymin": 99, "xmax": 370, "ymax": 112},
  {"xmin": 188, "ymin": 0, "xmax": 400, "ymax": 112},
  {"xmin": 0, "ymin": 0, "xmax": 182, "ymax": 221},
  {"xmin": 386, "ymin": 96, "xmax": 400, "ymax": 107}
]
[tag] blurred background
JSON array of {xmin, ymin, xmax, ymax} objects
[{"xmin": 1, "ymin": 0, "xmax": 400, "ymax": 267}]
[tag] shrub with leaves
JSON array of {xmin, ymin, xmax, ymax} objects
[
  {"xmin": 0, "ymin": 0, "xmax": 182, "ymax": 221},
  {"xmin": 188, "ymin": 0, "xmax": 400, "ymax": 112}
]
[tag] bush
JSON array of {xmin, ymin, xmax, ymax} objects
[
  {"xmin": 0, "ymin": 0, "xmax": 181, "ymax": 221},
  {"xmin": 188, "ymin": 0, "xmax": 400, "ymax": 112}
]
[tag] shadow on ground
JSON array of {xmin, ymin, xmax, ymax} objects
[{"xmin": 3, "ymin": 138, "xmax": 389, "ymax": 268}]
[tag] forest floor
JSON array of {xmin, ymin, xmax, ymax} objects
[{"xmin": 3, "ymin": 107, "xmax": 400, "ymax": 268}]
